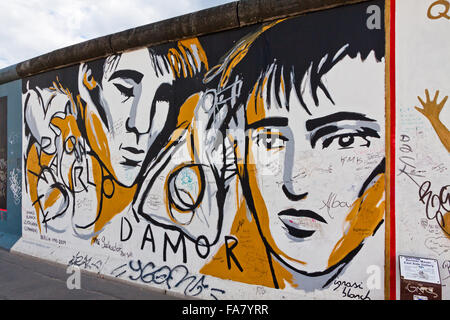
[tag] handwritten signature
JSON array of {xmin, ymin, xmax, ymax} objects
[
  {"xmin": 418, "ymin": 180, "xmax": 450, "ymax": 236},
  {"xmin": 428, "ymin": 0, "xmax": 450, "ymax": 20},
  {"xmin": 406, "ymin": 282, "xmax": 438, "ymax": 298}
]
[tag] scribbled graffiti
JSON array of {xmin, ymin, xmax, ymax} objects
[
  {"xmin": 405, "ymin": 282, "xmax": 439, "ymax": 299},
  {"xmin": 443, "ymin": 260, "xmax": 450, "ymax": 281},
  {"xmin": 394, "ymin": 0, "xmax": 450, "ymax": 300},
  {"xmin": 427, "ymin": 0, "xmax": 450, "ymax": 20},
  {"xmin": 9, "ymin": 168, "xmax": 21, "ymax": 205},
  {"xmin": 68, "ymin": 251, "xmax": 104, "ymax": 271},
  {"xmin": 22, "ymin": 1, "xmax": 386, "ymax": 298},
  {"xmin": 0, "ymin": 159, "xmax": 6, "ymax": 207},
  {"xmin": 397, "ymin": 133, "xmax": 450, "ymax": 237},
  {"xmin": 418, "ymin": 181, "xmax": 450, "ymax": 236},
  {"xmin": 111, "ymin": 259, "xmax": 226, "ymax": 299}
]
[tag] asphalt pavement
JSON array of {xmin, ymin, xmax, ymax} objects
[{"xmin": 0, "ymin": 248, "xmax": 182, "ymax": 300}]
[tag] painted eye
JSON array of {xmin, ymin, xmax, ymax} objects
[
  {"xmin": 338, "ymin": 135, "xmax": 355, "ymax": 148},
  {"xmin": 322, "ymin": 133, "xmax": 371, "ymax": 150},
  {"xmin": 113, "ymin": 83, "xmax": 134, "ymax": 101},
  {"xmin": 256, "ymin": 132, "xmax": 288, "ymax": 150}
]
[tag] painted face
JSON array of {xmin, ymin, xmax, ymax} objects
[
  {"xmin": 84, "ymin": 48, "xmax": 174, "ymax": 187},
  {"xmin": 245, "ymin": 53, "xmax": 385, "ymax": 274}
]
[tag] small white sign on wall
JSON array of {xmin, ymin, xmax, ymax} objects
[{"xmin": 399, "ymin": 255, "xmax": 441, "ymax": 285}]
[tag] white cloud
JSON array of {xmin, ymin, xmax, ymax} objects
[{"xmin": 0, "ymin": 0, "xmax": 235, "ymax": 68}]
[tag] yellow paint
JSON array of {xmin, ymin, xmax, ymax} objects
[
  {"xmin": 85, "ymin": 155, "xmax": 136, "ymax": 243},
  {"xmin": 27, "ymin": 89, "xmax": 82, "ymax": 233},
  {"xmin": 43, "ymin": 188, "xmax": 62, "ymax": 210},
  {"xmin": 200, "ymin": 199, "xmax": 277, "ymax": 287},
  {"xmin": 200, "ymin": 79, "xmax": 297, "ymax": 286},
  {"xmin": 83, "ymin": 73, "xmax": 97, "ymax": 90},
  {"xmin": 202, "ymin": 148, "xmax": 385, "ymax": 288},
  {"xmin": 179, "ymin": 43, "xmax": 194, "ymax": 78},
  {"xmin": 243, "ymin": 77, "xmax": 306, "ymax": 267},
  {"xmin": 243, "ymin": 136, "xmax": 307, "ymax": 267},
  {"xmin": 415, "ymin": 90, "xmax": 450, "ymax": 153},
  {"xmin": 200, "ymin": 174, "xmax": 296, "ymax": 289},
  {"xmin": 280, "ymin": 72, "xmax": 285, "ymax": 95},
  {"xmin": 443, "ymin": 212, "xmax": 450, "ymax": 239},
  {"xmin": 246, "ymin": 82, "xmax": 266, "ymax": 126},
  {"xmin": 220, "ymin": 49, "xmax": 250, "ymax": 88},
  {"xmin": 164, "ymin": 93, "xmax": 200, "ymax": 152},
  {"xmin": 167, "ymin": 38, "xmax": 209, "ymax": 79},
  {"xmin": 26, "ymin": 144, "xmax": 43, "ymax": 233},
  {"xmin": 51, "ymin": 114, "xmax": 82, "ymax": 150},
  {"xmin": 201, "ymin": 111, "xmax": 304, "ymax": 288},
  {"xmin": 77, "ymin": 95, "xmax": 85, "ymax": 116},
  {"xmin": 92, "ymin": 169, "xmax": 136, "ymax": 239},
  {"xmin": 168, "ymin": 48, "xmax": 183, "ymax": 78},
  {"xmin": 187, "ymin": 38, "xmax": 209, "ymax": 72},
  {"xmin": 82, "ymin": 39, "xmax": 207, "ymax": 242},
  {"xmin": 188, "ymin": 123, "xmax": 201, "ymax": 162},
  {"xmin": 328, "ymin": 174, "xmax": 385, "ymax": 268},
  {"xmin": 53, "ymin": 80, "xmax": 77, "ymax": 114},
  {"xmin": 207, "ymin": 19, "xmax": 284, "ymax": 89},
  {"xmin": 84, "ymin": 111, "xmax": 116, "ymax": 179}
]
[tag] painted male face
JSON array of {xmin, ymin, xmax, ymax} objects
[
  {"xmin": 85, "ymin": 48, "xmax": 174, "ymax": 187},
  {"xmin": 245, "ymin": 53, "xmax": 385, "ymax": 274}
]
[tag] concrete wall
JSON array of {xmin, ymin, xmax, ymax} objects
[
  {"xmin": 16, "ymin": 0, "xmax": 387, "ymax": 300},
  {"xmin": 0, "ymin": 0, "xmax": 447, "ymax": 300},
  {"xmin": 394, "ymin": 0, "xmax": 450, "ymax": 300},
  {"xmin": 0, "ymin": 80, "xmax": 22, "ymax": 249}
]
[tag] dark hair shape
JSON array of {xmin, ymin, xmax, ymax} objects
[{"xmin": 207, "ymin": 0, "xmax": 385, "ymax": 117}]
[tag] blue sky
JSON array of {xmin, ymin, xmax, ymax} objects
[{"xmin": 0, "ymin": 0, "xmax": 235, "ymax": 68}]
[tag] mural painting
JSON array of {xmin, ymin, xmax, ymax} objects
[
  {"xmin": 395, "ymin": 0, "xmax": 450, "ymax": 299},
  {"xmin": 21, "ymin": 1, "xmax": 386, "ymax": 299}
]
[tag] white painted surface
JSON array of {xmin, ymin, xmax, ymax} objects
[{"xmin": 396, "ymin": 0, "xmax": 450, "ymax": 300}]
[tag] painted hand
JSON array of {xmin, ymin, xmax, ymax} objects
[
  {"xmin": 415, "ymin": 89, "xmax": 450, "ymax": 153},
  {"xmin": 415, "ymin": 89, "xmax": 448, "ymax": 123}
]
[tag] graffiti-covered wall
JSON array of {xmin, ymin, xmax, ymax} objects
[
  {"xmin": 395, "ymin": 0, "xmax": 450, "ymax": 299},
  {"xmin": 0, "ymin": 79, "xmax": 22, "ymax": 250},
  {"xmin": 17, "ymin": 1, "xmax": 388, "ymax": 299}
]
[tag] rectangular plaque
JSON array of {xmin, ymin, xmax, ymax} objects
[{"xmin": 399, "ymin": 255, "xmax": 442, "ymax": 300}]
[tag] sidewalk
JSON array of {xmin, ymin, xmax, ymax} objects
[{"xmin": 0, "ymin": 248, "xmax": 182, "ymax": 300}]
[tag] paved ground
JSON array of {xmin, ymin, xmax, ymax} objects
[{"xmin": 0, "ymin": 248, "xmax": 183, "ymax": 300}]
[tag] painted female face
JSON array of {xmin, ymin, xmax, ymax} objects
[
  {"xmin": 244, "ymin": 53, "xmax": 385, "ymax": 274},
  {"xmin": 84, "ymin": 48, "xmax": 174, "ymax": 187}
]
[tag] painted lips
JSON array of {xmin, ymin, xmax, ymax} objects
[
  {"xmin": 278, "ymin": 209, "xmax": 327, "ymax": 239},
  {"xmin": 120, "ymin": 145, "xmax": 145, "ymax": 167},
  {"xmin": 121, "ymin": 146, "xmax": 145, "ymax": 154}
]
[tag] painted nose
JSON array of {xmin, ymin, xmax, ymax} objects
[
  {"xmin": 282, "ymin": 183, "xmax": 308, "ymax": 201},
  {"xmin": 282, "ymin": 151, "xmax": 308, "ymax": 201},
  {"xmin": 125, "ymin": 116, "xmax": 150, "ymax": 136},
  {"xmin": 125, "ymin": 97, "xmax": 153, "ymax": 136}
]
